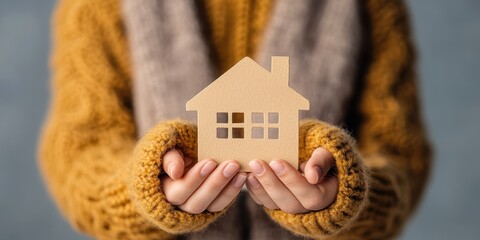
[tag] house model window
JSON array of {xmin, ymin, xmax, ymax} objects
[
  {"xmin": 216, "ymin": 112, "xmax": 279, "ymax": 140},
  {"xmin": 216, "ymin": 112, "xmax": 245, "ymax": 139},
  {"xmin": 251, "ymin": 112, "xmax": 279, "ymax": 139},
  {"xmin": 186, "ymin": 56, "xmax": 310, "ymax": 171}
]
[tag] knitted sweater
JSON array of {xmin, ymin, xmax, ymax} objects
[
  {"xmin": 39, "ymin": 0, "xmax": 432, "ymax": 239},
  {"xmin": 124, "ymin": 1, "xmax": 362, "ymax": 239}
]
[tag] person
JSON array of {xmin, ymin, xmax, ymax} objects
[{"xmin": 39, "ymin": 0, "xmax": 432, "ymax": 239}]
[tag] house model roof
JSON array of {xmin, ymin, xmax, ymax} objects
[{"xmin": 186, "ymin": 57, "xmax": 310, "ymax": 111}]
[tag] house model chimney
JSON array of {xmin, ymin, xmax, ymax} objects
[
  {"xmin": 186, "ymin": 56, "xmax": 309, "ymax": 171},
  {"xmin": 271, "ymin": 56, "xmax": 289, "ymax": 86}
]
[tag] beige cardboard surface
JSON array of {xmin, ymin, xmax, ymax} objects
[{"xmin": 186, "ymin": 57, "xmax": 309, "ymax": 171}]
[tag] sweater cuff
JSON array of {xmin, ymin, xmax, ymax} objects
[
  {"xmin": 129, "ymin": 119, "xmax": 225, "ymax": 234},
  {"xmin": 264, "ymin": 119, "xmax": 369, "ymax": 238}
]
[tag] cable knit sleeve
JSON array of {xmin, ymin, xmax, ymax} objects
[
  {"xmin": 38, "ymin": 0, "xmax": 224, "ymax": 239},
  {"xmin": 264, "ymin": 0, "xmax": 432, "ymax": 239}
]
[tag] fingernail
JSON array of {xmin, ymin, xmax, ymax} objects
[
  {"xmin": 223, "ymin": 163, "xmax": 240, "ymax": 178},
  {"xmin": 168, "ymin": 163, "xmax": 177, "ymax": 177},
  {"xmin": 234, "ymin": 174, "xmax": 247, "ymax": 188},
  {"xmin": 200, "ymin": 161, "xmax": 217, "ymax": 177},
  {"xmin": 269, "ymin": 160, "xmax": 285, "ymax": 175},
  {"xmin": 174, "ymin": 149, "xmax": 184, "ymax": 158},
  {"xmin": 313, "ymin": 166, "xmax": 322, "ymax": 183},
  {"xmin": 247, "ymin": 175, "xmax": 261, "ymax": 188},
  {"xmin": 249, "ymin": 160, "xmax": 264, "ymax": 176}
]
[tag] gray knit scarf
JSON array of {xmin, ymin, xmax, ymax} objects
[{"xmin": 121, "ymin": 0, "xmax": 362, "ymax": 239}]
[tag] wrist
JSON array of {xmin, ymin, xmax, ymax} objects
[
  {"xmin": 263, "ymin": 119, "xmax": 369, "ymax": 238},
  {"xmin": 129, "ymin": 119, "xmax": 225, "ymax": 234}
]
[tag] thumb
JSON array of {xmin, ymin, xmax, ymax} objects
[
  {"xmin": 162, "ymin": 149, "xmax": 185, "ymax": 180},
  {"xmin": 305, "ymin": 147, "xmax": 335, "ymax": 185}
]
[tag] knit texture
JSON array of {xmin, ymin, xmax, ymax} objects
[
  {"xmin": 258, "ymin": 0, "xmax": 362, "ymax": 124},
  {"xmin": 123, "ymin": 0, "xmax": 361, "ymax": 138},
  {"xmin": 340, "ymin": 1, "xmax": 433, "ymax": 238},
  {"xmin": 121, "ymin": 0, "xmax": 219, "ymax": 133},
  {"xmin": 202, "ymin": 0, "xmax": 274, "ymax": 73},
  {"xmin": 263, "ymin": 119, "xmax": 368, "ymax": 238},
  {"xmin": 131, "ymin": 120, "xmax": 229, "ymax": 233},
  {"xmin": 39, "ymin": 0, "xmax": 432, "ymax": 239},
  {"xmin": 39, "ymin": 1, "xmax": 223, "ymax": 239},
  {"xmin": 120, "ymin": 0, "xmax": 275, "ymax": 136},
  {"xmin": 122, "ymin": 1, "xmax": 362, "ymax": 237},
  {"xmin": 261, "ymin": 1, "xmax": 433, "ymax": 239}
]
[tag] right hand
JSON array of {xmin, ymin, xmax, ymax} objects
[{"xmin": 160, "ymin": 149, "xmax": 247, "ymax": 214}]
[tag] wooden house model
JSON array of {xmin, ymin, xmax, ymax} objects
[{"xmin": 186, "ymin": 57, "xmax": 309, "ymax": 171}]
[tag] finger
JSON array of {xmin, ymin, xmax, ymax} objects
[
  {"xmin": 179, "ymin": 160, "xmax": 240, "ymax": 214},
  {"xmin": 246, "ymin": 183, "xmax": 262, "ymax": 205},
  {"xmin": 305, "ymin": 147, "xmax": 335, "ymax": 184},
  {"xmin": 269, "ymin": 160, "xmax": 328, "ymax": 211},
  {"xmin": 299, "ymin": 161, "xmax": 307, "ymax": 173},
  {"xmin": 162, "ymin": 159, "xmax": 217, "ymax": 205},
  {"xmin": 162, "ymin": 149, "xmax": 185, "ymax": 180},
  {"xmin": 207, "ymin": 173, "xmax": 247, "ymax": 212},
  {"xmin": 246, "ymin": 174, "xmax": 278, "ymax": 209},
  {"xmin": 249, "ymin": 160, "xmax": 307, "ymax": 214},
  {"xmin": 317, "ymin": 174, "xmax": 339, "ymax": 209}
]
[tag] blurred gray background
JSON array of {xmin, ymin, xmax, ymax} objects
[{"xmin": 0, "ymin": 0, "xmax": 479, "ymax": 239}]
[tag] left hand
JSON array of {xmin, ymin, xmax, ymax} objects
[{"xmin": 246, "ymin": 147, "xmax": 338, "ymax": 214}]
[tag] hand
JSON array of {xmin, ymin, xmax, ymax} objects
[
  {"xmin": 160, "ymin": 149, "xmax": 247, "ymax": 214},
  {"xmin": 246, "ymin": 147, "xmax": 338, "ymax": 214}
]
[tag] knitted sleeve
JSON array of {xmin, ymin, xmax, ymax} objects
[
  {"xmin": 264, "ymin": 0, "xmax": 432, "ymax": 239},
  {"xmin": 38, "ymin": 0, "xmax": 224, "ymax": 239}
]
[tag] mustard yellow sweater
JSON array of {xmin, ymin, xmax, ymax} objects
[{"xmin": 39, "ymin": 0, "xmax": 431, "ymax": 239}]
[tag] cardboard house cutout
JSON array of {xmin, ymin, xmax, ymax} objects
[{"xmin": 186, "ymin": 57, "xmax": 309, "ymax": 171}]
